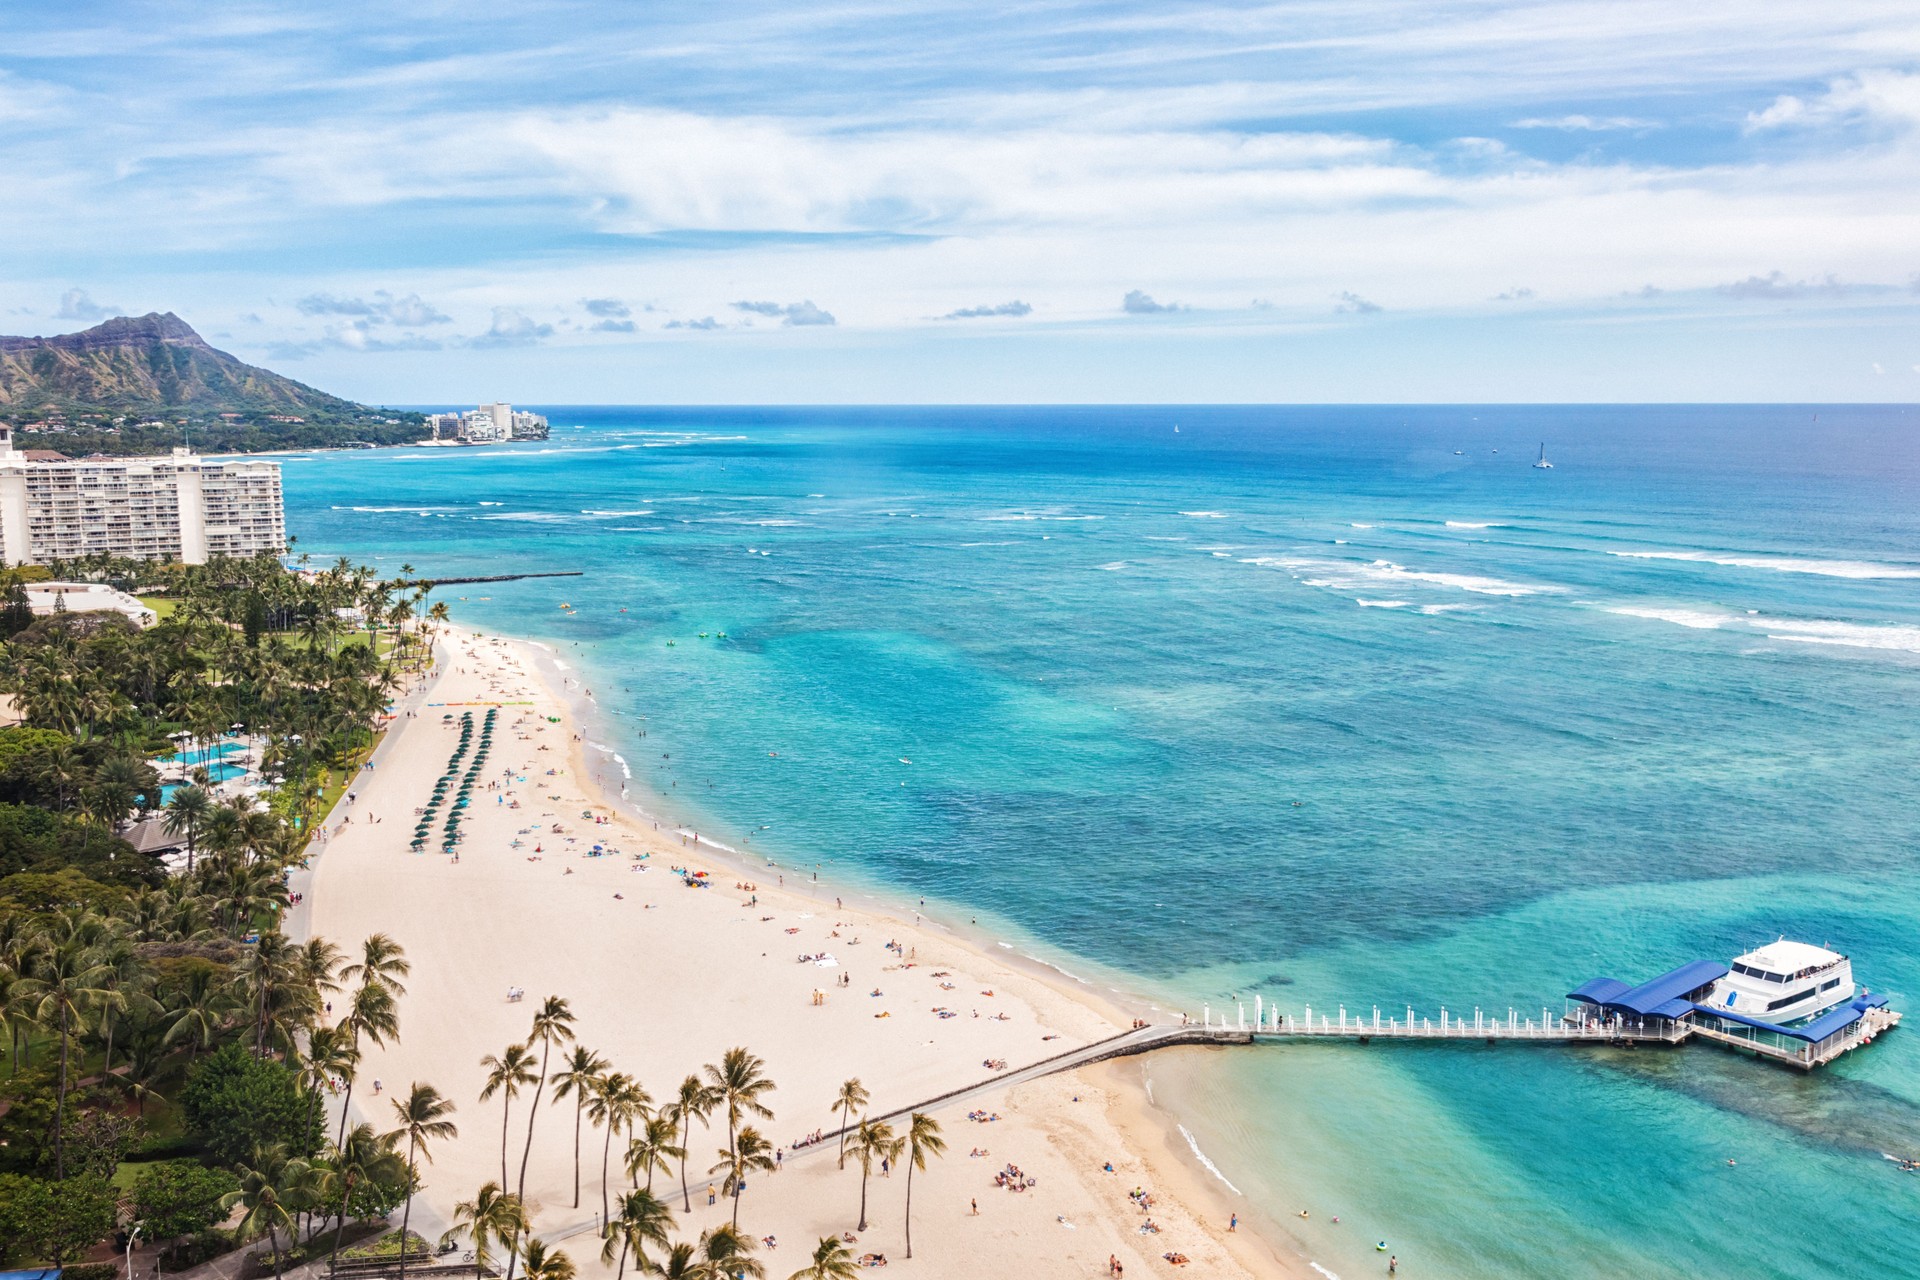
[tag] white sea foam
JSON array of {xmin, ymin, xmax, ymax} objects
[
  {"xmin": 1606, "ymin": 605, "xmax": 1730, "ymax": 630},
  {"xmin": 335, "ymin": 505, "xmax": 445, "ymax": 515},
  {"xmin": 1096, "ymin": 561, "xmax": 1129, "ymax": 571},
  {"xmin": 1445, "ymin": 521, "xmax": 1508, "ymax": 529},
  {"xmin": 1310, "ymin": 1264, "xmax": 1342, "ymax": 1280},
  {"xmin": 1250, "ymin": 556, "xmax": 1557, "ymax": 597},
  {"xmin": 1761, "ymin": 619, "xmax": 1920, "ymax": 653},
  {"xmin": 582, "ymin": 509, "xmax": 655, "ymax": 517},
  {"xmin": 552, "ymin": 659, "xmax": 570, "ymax": 671},
  {"xmin": 1419, "ymin": 603, "xmax": 1481, "ymax": 614},
  {"xmin": 1356, "ymin": 598, "xmax": 1411, "ymax": 608},
  {"xmin": 1176, "ymin": 1125, "xmax": 1243, "ymax": 1195},
  {"xmin": 1608, "ymin": 550, "xmax": 1920, "ymax": 579},
  {"xmin": 475, "ymin": 512, "xmax": 573, "ymax": 523},
  {"xmin": 1180, "ymin": 510, "xmax": 1229, "ymax": 518},
  {"xmin": 1350, "ymin": 522, "xmax": 1374, "ymax": 529},
  {"xmin": 478, "ymin": 501, "xmax": 503, "ymax": 506}
]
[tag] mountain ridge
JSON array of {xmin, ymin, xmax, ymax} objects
[{"xmin": 0, "ymin": 312, "xmax": 360, "ymax": 416}]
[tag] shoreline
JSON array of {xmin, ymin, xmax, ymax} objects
[
  {"xmin": 505, "ymin": 627, "xmax": 1317, "ymax": 1277},
  {"xmin": 304, "ymin": 621, "xmax": 1314, "ymax": 1278}
]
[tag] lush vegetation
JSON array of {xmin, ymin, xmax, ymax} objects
[
  {"xmin": 0, "ymin": 551, "xmax": 442, "ymax": 1269},
  {"xmin": 18, "ymin": 415, "xmax": 432, "ymax": 458}
]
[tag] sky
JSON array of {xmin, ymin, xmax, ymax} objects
[{"xmin": 1, "ymin": 0, "xmax": 1917, "ymax": 403}]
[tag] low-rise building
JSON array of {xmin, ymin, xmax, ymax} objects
[{"xmin": 24, "ymin": 581, "xmax": 158, "ymax": 627}]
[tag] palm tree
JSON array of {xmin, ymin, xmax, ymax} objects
[
  {"xmin": 671, "ymin": 1075, "xmax": 717, "ymax": 1213},
  {"xmin": 851, "ymin": 1118, "xmax": 897, "ymax": 1233},
  {"xmin": 324, "ymin": 1123, "xmax": 406, "ymax": 1279},
  {"xmin": 830, "ymin": 1079, "xmax": 868, "ymax": 1170},
  {"xmin": 387, "ymin": 1082, "xmax": 458, "ymax": 1280},
  {"xmin": 340, "ymin": 931, "xmax": 411, "ymax": 998},
  {"xmin": 519, "ymin": 1238, "xmax": 576, "ymax": 1280},
  {"xmin": 787, "ymin": 1237, "xmax": 858, "ymax": 1280},
  {"xmin": 900, "ymin": 1112, "xmax": 946, "ymax": 1259},
  {"xmin": 480, "ymin": 1043, "xmax": 539, "ymax": 1193},
  {"xmin": 694, "ymin": 1225, "xmax": 764, "ymax": 1280},
  {"xmin": 644, "ymin": 1242, "xmax": 700, "ymax": 1279},
  {"xmin": 550, "ymin": 1045, "xmax": 609, "ymax": 1208},
  {"xmin": 335, "ymin": 978, "xmax": 399, "ymax": 1149},
  {"xmin": 21, "ymin": 918, "xmax": 112, "ymax": 1178},
  {"xmin": 625, "ymin": 1111, "xmax": 682, "ymax": 1194},
  {"xmin": 515, "ymin": 995, "xmax": 577, "ymax": 1205},
  {"xmin": 590, "ymin": 1072, "xmax": 651, "ymax": 1227},
  {"xmin": 300, "ymin": 1022, "xmax": 359, "ymax": 1148},
  {"xmin": 447, "ymin": 1182, "xmax": 527, "ymax": 1280},
  {"xmin": 702, "ymin": 1048, "xmax": 774, "ymax": 1182},
  {"xmin": 600, "ymin": 1188, "xmax": 672, "ymax": 1280},
  {"xmin": 223, "ymin": 1143, "xmax": 302, "ymax": 1280},
  {"xmin": 708, "ymin": 1126, "xmax": 775, "ymax": 1230},
  {"xmin": 163, "ymin": 782, "xmax": 211, "ymax": 873}
]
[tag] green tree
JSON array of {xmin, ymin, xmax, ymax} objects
[
  {"xmin": 787, "ymin": 1236, "xmax": 858, "ymax": 1280},
  {"xmin": 901, "ymin": 1111, "xmax": 946, "ymax": 1260},
  {"xmin": 548, "ymin": 1043, "xmax": 607, "ymax": 1209},
  {"xmin": 514, "ymin": 995, "xmax": 575, "ymax": 1205},
  {"xmin": 179, "ymin": 1041, "xmax": 322, "ymax": 1168},
  {"xmin": 387, "ymin": 1081, "xmax": 458, "ymax": 1280},
  {"xmin": 599, "ymin": 1188, "xmax": 671, "ymax": 1280},
  {"xmin": 0, "ymin": 1173, "xmax": 118, "ymax": 1264},
  {"xmin": 129, "ymin": 1160, "xmax": 241, "ymax": 1246},
  {"xmin": 850, "ymin": 1118, "xmax": 898, "ymax": 1234},
  {"xmin": 708, "ymin": 1125, "xmax": 775, "ymax": 1231},
  {"xmin": 446, "ymin": 1181, "xmax": 525, "ymax": 1280},
  {"xmin": 830, "ymin": 1078, "xmax": 867, "ymax": 1171},
  {"xmin": 670, "ymin": 1074, "xmax": 716, "ymax": 1214},
  {"xmin": 519, "ymin": 1238, "xmax": 576, "ymax": 1280}
]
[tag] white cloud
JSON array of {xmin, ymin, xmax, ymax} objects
[
  {"xmin": 940, "ymin": 300, "xmax": 1032, "ymax": 319},
  {"xmin": 1512, "ymin": 115, "xmax": 1657, "ymax": 131},
  {"xmin": 297, "ymin": 290, "xmax": 450, "ymax": 326},
  {"xmin": 467, "ymin": 307, "xmax": 554, "ymax": 347},
  {"xmin": 731, "ymin": 299, "xmax": 836, "ymax": 326},
  {"xmin": 1122, "ymin": 290, "xmax": 1181, "ymax": 314},
  {"xmin": 56, "ymin": 287, "xmax": 118, "ymax": 321},
  {"xmin": 1746, "ymin": 69, "xmax": 1920, "ymax": 132}
]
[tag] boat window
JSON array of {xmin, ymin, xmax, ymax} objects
[
  {"xmin": 1820, "ymin": 977, "xmax": 1841, "ymax": 992},
  {"xmin": 1766, "ymin": 989, "xmax": 1812, "ymax": 1012}
]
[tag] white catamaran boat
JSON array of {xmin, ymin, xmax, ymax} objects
[
  {"xmin": 1532, "ymin": 443, "xmax": 1553, "ymax": 469},
  {"xmin": 1707, "ymin": 940, "xmax": 1855, "ymax": 1025}
]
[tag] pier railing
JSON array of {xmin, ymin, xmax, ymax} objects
[{"xmin": 1188, "ymin": 1000, "xmax": 1686, "ymax": 1043}]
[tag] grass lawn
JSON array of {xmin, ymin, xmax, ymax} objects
[{"xmin": 138, "ymin": 595, "xmax": 180, "ymax": 620}]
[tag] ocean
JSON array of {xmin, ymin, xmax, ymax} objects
[{"xmin": 280, "ymin": 406, "xmax": 1920, "ymax": 1278}]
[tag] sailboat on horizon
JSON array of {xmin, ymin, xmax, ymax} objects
[{"xmin": 1532, "ymin": 443, "xmax": 1553, "ymax": 470}]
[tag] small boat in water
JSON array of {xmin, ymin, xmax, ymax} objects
[
  {"xmin": 1707, "ymin": 940, "xmax": 1855, "ymax": 1024},
  {"xmin": 1532, "ymin": 443, "xmax": 1553, "ymax": 469}
]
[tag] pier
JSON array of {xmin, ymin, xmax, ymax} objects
[{"xmin": 793, "ymin": 969, "xmax": 1899, "ymax": 1159}]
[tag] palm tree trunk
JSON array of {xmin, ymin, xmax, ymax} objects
[
  {"xmin": 857, "ymin": 1163, "xmax": 869, "ymax": 1232},
  {"xmin": 731, "ymin": 1167, "xmax": 742, "ymax": 1230},
  {"xmin": 615, "ymin": 1239, "xmax": 629, "ymax": 1280},
  {"xmin": 270, "ymin": 1224, "xmax": 285, "ymax": 1280},
  {"xmin": 501, "ymin": 1098, "xmax": 513, "ymax": 1194},
  {"xmin": 516, "ymin": 1043, "xmax": 550, "ymax": 1204},
  {"xmin": 679, "ymin": 1113, "xmax": 692, "ymax": 1212},
  {"xmin": 397, "ymin": 1141, "xmax": 419, "ymax": 1280},
  {"xmin": 905, "ymin": 1160, "xmax": 915, "ymax": 1259},
  {"xmin": 601, "ymin": 1118, "xmax": 616, "ymax": 1226},
  {"xmin": 54, "ymin": 1003, "xmax": 70, "ymax": 1180},
  {"xmin": 328, "ymin": 1174, "xmax": 359, "ymax": 1280},
  {"xmin": 572, "ymin": 1097, "xmax": 583, "ymax": 1208}
]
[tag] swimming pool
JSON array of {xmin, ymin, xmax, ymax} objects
[{"xmin": 169, "ymin": 740, "xmax": 249, "ymax": 768}]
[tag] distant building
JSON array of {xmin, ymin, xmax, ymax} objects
[
  {"xmin": 0, "ymin": 425, "xmax": 285, "ymax": 566},
  {"xmin": 24, "ymin": 581, "xmax": 158, "ymax": 627},
  {"xmin": 426, "ymin": 402, "xmax": 548, "ymax": 443}
]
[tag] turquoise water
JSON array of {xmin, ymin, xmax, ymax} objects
[{"xmin": 281, "ymin": 407, "xmax": 1920, "ymax": 1278}]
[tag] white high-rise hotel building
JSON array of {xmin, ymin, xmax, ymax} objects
[{"xmin": 0, "ymin": 425, "xmax": 286, "ymax": 566}]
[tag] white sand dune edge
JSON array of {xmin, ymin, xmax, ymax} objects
[{"xmin": 291, "ymin": 626, "xmax": 1304, "ymax": 1279}]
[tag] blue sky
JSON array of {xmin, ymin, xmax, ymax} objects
[{"xmin": 2, "ymin": 0, "xmax": 1917, "ymax": 402}]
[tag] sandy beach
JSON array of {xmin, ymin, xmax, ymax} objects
[{"xmin": 292, "ymin": 626, "xmax": 1308, "ymax": 1279}]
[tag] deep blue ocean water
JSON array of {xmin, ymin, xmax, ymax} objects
[{"xmin": 278, "ymin": 406, "xmax": 1920, "ymax": 1278}]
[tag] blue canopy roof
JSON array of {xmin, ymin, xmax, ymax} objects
[
  {"xmin": 1568, "ymin": 977, "xmax": 1631, "ymax": 1006},
  {"xmin": 1608, "ymin": 961, "xmax": 1728, "ymax": 1016},
  {"xmin": 1568, "ymin": 961, "xmax": 1728, "ymax": 1018},
  {"xmin": 1694, "ymin": 992, "xmax": 1888, "ymax": 1045}
]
